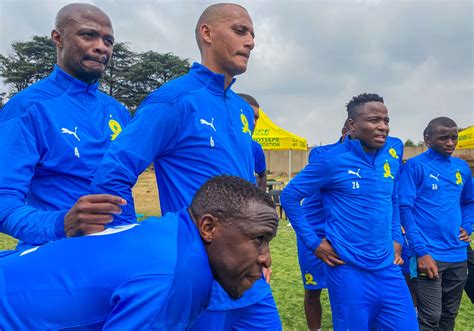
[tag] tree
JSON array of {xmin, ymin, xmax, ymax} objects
[
  {"xmin": 0, "ymin": 36, "xmax": 56, "ymax": 96},
  {"xmin": 99, "ymin": 42, "xmax": 138, "ymax": 106},
  {"xmin": 124, "ymin": 51, "xmax": 190, "ymax": 111},
  {"xmin": 404, "ymin": 139, "xmax": 415, "ymax": 147}
]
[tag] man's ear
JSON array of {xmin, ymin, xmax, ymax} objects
[
  {"xmin": 198, "ymin": 214, "xmax": 217, "ymax": 244},
  {"xmin": 347, "ymin": 118, "xmax": 356, "ymax": 134},
  {"xmin": 51, "ymin": 29, "xmax": 63, "ymax": 48},
  {"xmin": 424, "ymin": 135, "xmax": 430, "ymax": 147},
  {"xmin": 200, "ymin": 23, "xmax": 212, "ymax": 45}
]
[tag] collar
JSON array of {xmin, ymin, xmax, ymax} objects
[
  {"xmin": 189, "ymin": 62, "xmax": 237, "ymax": 95},
  {"xmin": 344, "ymin": 136, "xmax": 389, "ymax": 163},
  {"xmin": 50, "ymin": 65, "xmax": 99, "ymax": 95},
  {"xmin": 425, "ymin": 148, "xmax": 452, "ymax": 162}
]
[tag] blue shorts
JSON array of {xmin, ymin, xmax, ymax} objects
[
  {"xmin": 326, "ymin": 263, "xmax": 418, "ymax": 331},
  {"xmin": 297, "ymin": 238, "xmax": 327, "ymax": 290},
  {"xmin": 190, "ymin": 288, "xmax": 282, "ymax": 331}
]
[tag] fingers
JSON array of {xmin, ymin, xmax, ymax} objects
[
  {"xmin": 458, "ymin": 229, "xmax": 470, "ymax": 242},
  {"xmin": 328, "ymin": 255, "xmax": 345, "ymax": 266},
  {"xmin": 80, "ymin": 194, "xmax": 127, "ymax": 205},
  {"xmin": 393, "ymin": 256, "xmax": 404, "ymax": 265},
  {"xmin": 77, "ymin": 202, "xmax": 124, "ymax": 215},
  {"xmin": 431, "ymin": 264, "xmax": 439, "ymax": 279}
]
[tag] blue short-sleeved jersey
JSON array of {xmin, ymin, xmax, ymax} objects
[
  {"xmin": 0, "ymin": 209, "xmax": 213, "ymax": 330},
  {"xmin": 0, "ymin": 65, "xmax": 130, "ymax": 249},
  {"xmin": 92, "ymin": 63, "xmax": 269, "ymax": 310},
  {"xmin": 281, "ymin": 137, "xmax": 404, "ymax": 270},
  {"xmin": 252, "ymin": 140, "xmax": 266, "ymax": 175},
  {"xmin": 398, "ymin": 148, "xmax": 473, "ymax": 262}
]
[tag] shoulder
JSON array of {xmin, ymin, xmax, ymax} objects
[
  {"xmin": 1, "ymin": 78, "xmax": 57, "ymax": 121},
  {"xmin": 452, "ymin": 156, "xmax": 470, "ymax": 171},
  {"xmin": 309, "ymin": 142, "xmax": 339, "ymax": 161},
  {"xmin": 139, "ymin": 73, "xmax": 198, "ymax": 107}
]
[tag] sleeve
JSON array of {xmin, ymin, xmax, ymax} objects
[
  {"xmin": 280, "ymin": 160, "xmax": 331, "ymax": 252},
  {"xmin": 0, "ymin": 113, "xmax": 67, "ymax": 245},
  {"xmin": 461, "ymin": 175, "xmax": 473, "ymax": 235},
  {"xmin": 398, "ymin": 162, "xmax": 429, "ymax": 257},
  {"xmin": 91, "ymin": 102, "xmax": 180, "ymax": 223},
  {"xmin": 391, "ymin": 179, "xmax": 403, "ymax": 245},
  {"xmin": 253, "ymin": 142, "xmax": 266, "ymax": 175},
  {"xmin": 104, "ymin": 274, "xmax": 177, "ymax": 330}
]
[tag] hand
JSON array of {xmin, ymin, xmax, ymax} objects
[
  {"xmin": 263, "ymin": 267, "xmax": 272, "ymax": 284},
  {"xmin": 64, "ymin": 194, "xmax": 127, "ymax": 237},
  {"xmin": 314, "ymin": 239, "xmax": 345, "ymax": 267},
  {"xmin": 417, "ymin": 254, "xmax": 438, "ymax": 279},
  {"xmin": 459, "ymin": 227, "xmax": 472, "ymax": 242},
  {"xmin": 393, "ymin": 241, "xmax": 404, "ymax": 265}
]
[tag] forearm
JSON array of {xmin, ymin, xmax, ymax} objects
[
  {"xmin": 91, "ymin": 163, "xmax": 137, "ymax": 224},
  {"xmin": 0, "ymin": 194, "xmax": 66, "ymax": 245},
  {"xmin": 399, "ymin": 205, "xmax": 429, "ymax": 256},
  {"xmin": 281, "ymin": 186, "xmax": 321, "ymax": 252}
]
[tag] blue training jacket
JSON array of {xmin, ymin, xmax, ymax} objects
[
  {"xmin": 0, "ymin": 65, "xmax": 130, "ymax": 249},
  {"xmin": 281, "ymin": 136, "xmax": 404, "ymax": 270},
  {"xmin": 92, "ymin": 62, "xmax": 269, "ymax": 310},
  {"xmin": 252, "ymin": 140, "xmax": 266, "ymax": 175},
  {"xmin": 0, "ymin": 209, "xmax": 212, "ymax": 330},
  {"xmin": 398, "ymin": 148, "xmax": 473, "ymax": 262},
  {"xmin": 301, "ymin": 140, "xmax": 341, "ymax": 237}
]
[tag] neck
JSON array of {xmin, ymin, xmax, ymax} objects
[{"xmin": 201, "ymin": 59, "xmax": 234, "ymax": 89}]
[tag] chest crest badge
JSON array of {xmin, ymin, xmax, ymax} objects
[
  {"xmin": 389, "ymin": 147, "xmax": 399, "ymax": 159},
  {"xmin": 240, "ymin": 113, "xmax": 251, "ymax": 135},
  {"xmin": 383, "ymin": 161, "xmax": 394, "ymax": 179},
  {"xmin": 455, "ymin": 170, "xmax": 463, "ymax": 185},
  {"xmin": 109, "ymin": 119, "xmax": 122, "ymax": 141}
]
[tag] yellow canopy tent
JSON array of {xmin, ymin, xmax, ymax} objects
[
  {"xmin": 457, "ymin": 125, "xmax": 474, "ymax": 149},
  {"xmin": 253, "ymin": 109, "xmax": 307, "ymax": 179}
]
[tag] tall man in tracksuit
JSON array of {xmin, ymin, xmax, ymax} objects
[
  {"xmin": 92, "ymin": 4, "xmax": 281, "ymax": 330},
  {"xmin": 0, "ymin": 176, "xmax": 279, "ymax": 330},
  {"xmin": 398, "ymin": 117, "xmax": 473, "ymax": 330},
  {"xmin": 0, "ymin": 3, "xmax": 129, "ymax": 249},
  {"xmin": 281, "ymin": 93, "xmax": 417, "ymax": 330}
]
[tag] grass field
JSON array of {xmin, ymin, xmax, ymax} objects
[{"xmin": 1, "ymin": 169, "xmax": 473, "ymax": 330}]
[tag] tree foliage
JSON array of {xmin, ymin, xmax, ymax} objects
[
  {"xmin": 404, "ymin": 139, "xmax": 415, "ymax": 147},
  {"xmin": 1, "ymin": 36, "xmax": 190, "ymax": 111},
  {"xmin": 0, "ymin": 36, "xmax": 56, "ymax": 94}
]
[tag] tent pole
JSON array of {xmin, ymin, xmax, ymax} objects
[{"xmin": 288, "ymin": 150, "xmax": 292, "ymax": 180}]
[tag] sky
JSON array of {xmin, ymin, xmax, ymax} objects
[{"xmin": 1, "ymin": 0, "xmax": 473, "ymax": 145}]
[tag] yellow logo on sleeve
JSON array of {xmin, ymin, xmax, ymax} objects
[
  {"xmin": 389, "ymin": 148, "xmax": 399, "ymax": 159},
  {"xmin": 305, "ymin": 273, "xmax": 317, "ymax": 285},
  {"xmin": 383, "ymin": 161, "xmax": 394, "ymax": 179},
  {"xmin": 241, "ymin": 113, "xmax": 251, "ymax": 135},
  {"xmin": 455, "ymin": 170, "xmax": 463, "ymax": 185},
  {"xmin": 108, "ymin": 119, "xmax": 122, "ymax": 141}
]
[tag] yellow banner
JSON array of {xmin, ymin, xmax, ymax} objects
[
  {"xmin": 457, "ymin": 125, "xmax": 474, "ymax": 149},
  {"xmin": 253, "ymin": 110, "xmax": 307, "ymax": 151}
]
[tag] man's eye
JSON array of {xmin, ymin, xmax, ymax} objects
[
  {"xmin": 254, "ymin": 236, "xmax": 264, "ymax": 244},
  {"xmin": 83, "ymin": 33, "xmax": 94, "ymax": 39},
  {"xmin": 104, "ymin": 38, "xmax": 114, "ymax": 46}
]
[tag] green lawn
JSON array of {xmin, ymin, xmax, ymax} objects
[{"xmin": 1, "ymin": 222, "xmax": 473, "ymax": 330}]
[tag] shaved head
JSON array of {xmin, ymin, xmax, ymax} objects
[
  {"xmin": 195, "ymin": 3, "xmax": 248, "ymax": 51},
  {"xmin": 52, "ymin": 3, "xmax": 114, "ymax": 83},
  {"xmin": 55, "ymin": 3, "xmax": 112, "ymax": 32}
]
